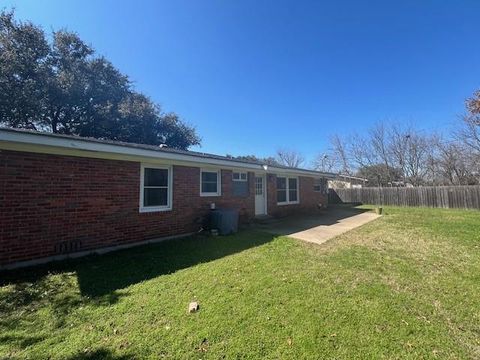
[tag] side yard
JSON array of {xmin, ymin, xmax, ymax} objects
[{"xmin": 1, "ymin": 207, "xmax": 479, "ymax": 359}]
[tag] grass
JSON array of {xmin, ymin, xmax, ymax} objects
[{"xmin": 1, "ymin": 206, "xmax": 479, "ymax": 359}]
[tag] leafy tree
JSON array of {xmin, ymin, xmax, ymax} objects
[
  {"xmin": 0, "ymin": 11, "xmax": 50, "ymax": 130},
  {"xmin": 226, "ymin": 154, "xmax": 280, "ymax": 166},
  {"xmin": 0, "ymin": 10, "xmax": 200, "ymax": 149}
]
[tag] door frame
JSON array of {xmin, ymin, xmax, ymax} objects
[{"xmin": 254, "ymin": 173, "xmax": 268, "ymax": 216}]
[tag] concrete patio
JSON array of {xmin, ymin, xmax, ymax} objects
[{"xmin": 257, "ymin": 206, "xmax": 381, "ymax": 245}]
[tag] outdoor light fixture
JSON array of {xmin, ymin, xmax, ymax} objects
[{"xmin": 262, "ymin": 164, "xmax": 268, "ymax": 171}]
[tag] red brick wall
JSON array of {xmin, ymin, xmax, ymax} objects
[
  {"xmin": 0, "ymin": 150, "xmax": 255, "ymax": 267},
  {"xmin": 0, "ymin": 150, "xmax": 327, "ymax": 267},
  {"xmin": 266, "ymin": 173, "xmax": 328, "ymax": 217}
]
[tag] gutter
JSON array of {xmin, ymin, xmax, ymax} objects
[{"xmin": 0, "ymin": 128, "xmax": 336, "ymax": 178}]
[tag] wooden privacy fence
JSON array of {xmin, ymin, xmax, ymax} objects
[{"xmin": 329, "ymin": 185, "xmax": 480, "ymax": 209}]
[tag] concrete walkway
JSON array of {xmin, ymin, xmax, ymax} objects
[{"xmin": 257, "ymin": 206, "xmax": 381, "ymax": 245}]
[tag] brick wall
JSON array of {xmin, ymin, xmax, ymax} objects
[
  {"xmin": 0, "ymin": 150, "xmax": 327, "ymax": 267},
  {"xmin": 266, "ymin": 173, "xmax": 327, "ymax": 217},
  {"xmin": 0, "ymin": 150, "xmax": 255, "ymax": 267}
]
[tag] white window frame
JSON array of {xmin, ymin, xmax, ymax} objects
[
  {"xmin": 139, "ymin": 163, "xmax": 173, "ymax": 213},
  {"xmin": 277, "ymin": 176, "xmax": 300, "ymax": 205},
  {"xmin": 200, "ymin": 168, "xmax": 222, "ymax": 197},
  {"xmin": 232, "ymin": 171, "xmax": 248, "ymax": 182}
]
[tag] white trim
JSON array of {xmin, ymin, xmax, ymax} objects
[
  {"xmin": 276, "ymin": 176, "xmax": 300, "ymax": 205},
  {"xmin": 232, "ymin": 171, "xmax": 248, "ymax": 182},
  {"xmin": 200, "ymin": 168, "xmax": 222, "ymax": 197},
  {"xmin": 254, "ymin": 173, "xmax": 268, "ymax": 216},
  {"xmin": 139, "ymin": 163, "xmax": 173, "ymax": 212},
  {"xmin": 0, "ymin": 129, "xmax": 335, "ymax": 178},
  {"xmin": 264, "ymin": 174, "xmax": 268, "ymax": 215},
  {"xmin": 313, "ymin": 177, "xmax": 322, "ymax": 192}
]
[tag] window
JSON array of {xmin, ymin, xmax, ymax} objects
[
  {"xmin": 140, "ymin": 164, "xmax": 172, "ymax": 212},
  {"xmin": 313, "ymin": 178, "xmax": 327, "ymax": 194},
  {"xmin": 277, "ymin": 177, "xmax": 287, "ymax": 203},
  {"xmin": 289, "ymin": 178, "xmax": 298, "ymax": 202},
  {"xmin": 255, "ymin": 177, "xmax": 263, "ymax": 195},
  {"xmin": 201, "ymin": 169, "xmax": 221, "ymax": 196},
  {"xmin": 233, "ymin": 172, "xmax": 249, "ymax": 196},
  {"xmin": 232, "ymin": 172, "xmax": 247, "ymax": 181},
  {"xmin": 277, "ymin": 176, "xmax": 299, "ymax": 204}
]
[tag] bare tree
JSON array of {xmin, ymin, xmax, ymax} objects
[
  {"xmin": 320, "ymin": 90, "xmax": 480, "ymax": 186},
  {"xmin": 433, "ymin": 138, "xmax": 479, "ymax": 185},
  {"xmin": 312, "ymin": 152, "xmax": 338, "ymax": 172},
  {"xmin": 458, "ymin": 90, "xmax": 480, "ymax": 154},
  {"xmin": 455, "ymin": 89, "xmax": 480, "ymax": 184},
  {"xmin": 349, "ymin": 132, "xmax": 374, "ymax": 169},
  {"xmin": 326, "ymin": 123, "xmax": 435, "ymax": 186},
  {"xmin": 370, "ymin": 123, "xmax": 394, "ymax": 182},
  {"xmin": 329, "ymin": 135, "xmax": 351, "ymax": 174},
  {"xmin": 436, "ymin": 142, "xmax": 466, "ymax": 185},
  {"xmin": 275, "ymin": 148, "xmax": 305, "ymax": 168},
  {"xmin": 378, "ymin": 124, "xmax": 431, "ymax": 186}
]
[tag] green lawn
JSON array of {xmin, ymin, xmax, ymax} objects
[{"xmin": 1, "ymin": 207, "xmax": 479, "ymax": 359}]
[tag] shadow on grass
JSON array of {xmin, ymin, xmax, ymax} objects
[
  {"xmin": 66, "ymin": 349, "xmax": 131, "ymax": 360},
  {"xmin": 0, "ymin": 334, "xmax": 45, "ymax": 348},
  {"xmin": 1, "ymin": 230, "xmax": 275, "ymax": 301}
]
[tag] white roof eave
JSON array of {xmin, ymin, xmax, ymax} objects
[{"xmin": 0, "ymin": 129, "xmax": 335, "ymax": 178}]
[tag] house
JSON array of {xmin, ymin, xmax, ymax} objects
[
  {"xmin": 0, "ymin": 128, "xmax": 334, "ymax": 269},
  {"xmin": 328, "ymin": 174, "xmax": 368, "ymax": 189}
]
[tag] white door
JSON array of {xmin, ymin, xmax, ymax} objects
[{"xmin": 255, "ymin": 175, "xmax": 266, "ymax": 215}]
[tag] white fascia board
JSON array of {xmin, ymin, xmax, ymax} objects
[
  {"xmin": 0, "ymin": 130, "xmax": 263, "ymax": 170},
  {"xmin": 0, "ymin": 129, "xmax": 334, "ymax": 178},
  {"xmin": 267, "ymin": 167, "xmax": 335, "ymax": 178}
]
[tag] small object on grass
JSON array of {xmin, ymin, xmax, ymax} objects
[
  {"xmin": 188, "ymin": 301, "xmax": 200, "ymax": 313},
  {"xmin": 375, "ymin": 207, "xmax": 383, "ymax": 215},
  {"xmin": 198, "ymin": 338, "xmax": 208, "ymax": 352}
]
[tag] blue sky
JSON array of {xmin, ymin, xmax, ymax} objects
[{"xmin": 4, "ymin": 1, "xmax": 480, "ymax": 165}]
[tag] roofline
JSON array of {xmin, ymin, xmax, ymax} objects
[
  {"xmin": 335, "ymin": 174, "xmax": 369, "ymax": 182},
  {"xmin": 0, "ymin": 128, "xmax": 336, "ymax": 178}
]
